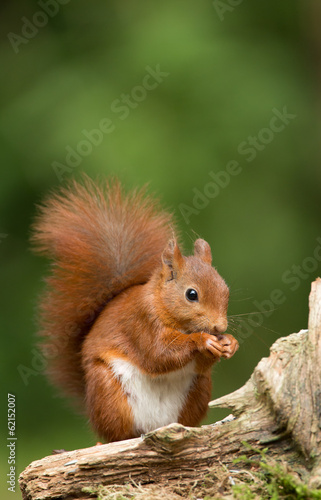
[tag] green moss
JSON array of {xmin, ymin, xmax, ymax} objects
[
  {"xmin": 232, "ymin": 483, "xmax": 257, "ymax": 500},
  {"xmin": 232, "ymin": 443, "xmax": 321, "ymax": 500}
]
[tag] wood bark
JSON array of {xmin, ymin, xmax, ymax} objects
[{"xmin": 19, "ymin": 278, "xmax": 321, "ymax": 500}]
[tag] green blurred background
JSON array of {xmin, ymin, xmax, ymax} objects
[{"xmin": 1, "ymin": 1, "xmax": 321, "ymax": 497}]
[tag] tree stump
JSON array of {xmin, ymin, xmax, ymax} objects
[{"xmin": 19, "ymin": 279, "xmax": 321, "ymax": 500}]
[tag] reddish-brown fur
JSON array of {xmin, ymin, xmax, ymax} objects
[
  {"xmin": 31, "ymin": 176, "xmax": 238, "ymax": 443},
  {"xmin": 31, "ymin": 176, "xmax": 173, "ymax": 401}
]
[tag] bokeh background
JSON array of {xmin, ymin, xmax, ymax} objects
[{"xmin": 1, "ymin": 1, "xmax": 321, "ymax": 498}]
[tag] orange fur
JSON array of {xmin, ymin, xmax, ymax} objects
[
  {"xmin": 31, "ymin": 176, "xmax": 173, "ymax": 401},
  {"xmin": 85, "ymin": 360, "xmax": 135, "ymax": 442},
  {"xmin": 178, "ymin": 373, "xmax": 212, "ymax": 426},
  {"xmin": 31, "ymin": 176, "xmax": 239, "ymax": 442}
]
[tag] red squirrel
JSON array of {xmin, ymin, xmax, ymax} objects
[{"xmin": 31, "ymin": 176, "xmax": 239, "ymax": 443}]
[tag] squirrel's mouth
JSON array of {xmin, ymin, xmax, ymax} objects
[
  {"xmin": 180, "ymin": 323, "xmax": 223, "ymax": 337},
  {"xmin": 204, "ymin": 328, "xmax": 217, "ymax": 336},
  {"xmin": 179, "ymin": 324, "xmax": 217, "ymax": 336},
  {"xmin": 184, "ymin": 326, "xmax": 217, "ymax": 336},
  {"xmin": 202, "ymin": 326, "xmax": 227, "ymax": 337}
]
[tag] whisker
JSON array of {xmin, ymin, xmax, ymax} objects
[
  {"xmin": 229, "ymin": 317, "xmax": 283, "ymax": 343},
  {"xmin": 160, "ymin": 332, "xmax": 185, "ymax": 355},
  {"xmin": 248, "ymin": 331, "xmax": 270, "ymax": 348},
  {"xmin": 228, "ymin": 309, "xmax": 279, "ymax": 318},
  {"xmin": 190, "ymin": 228, "xmax": 202, "ymax": 240},
  {"xmin": 255, "ymin": 323, "xmax": 283, "ymax": 336},
  {"xmin": 229, "ymin": 297, "xmax": 254, "ymax": 303},
  {"xmin": 153, "ymin": 332, "xmax": 186, "ymax": 370},
  {"xmin": 226, "ymin": 326, "xmax": 238, "ymax": 336}
]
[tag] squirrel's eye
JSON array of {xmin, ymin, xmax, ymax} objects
[{"xmin": 186, "ymin": 288, "xmax": 198, "ymax": 302}]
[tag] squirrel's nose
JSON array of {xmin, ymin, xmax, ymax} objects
[{"xmin": 213, "ymin": 319, "xmax": 227, "ymax": 334}]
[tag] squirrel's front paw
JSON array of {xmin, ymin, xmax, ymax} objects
[
  {"xmin": 214, "ymin": 333, "xmax": 239, "ymax": 359},
  {"xmin": 194, "ymin": 332, "xmax": 225, "ymax": 358}
]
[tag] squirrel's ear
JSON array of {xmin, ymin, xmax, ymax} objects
[
  {"xmin": 162, "ymin": 239, "xmax": 184, "ymax": 278},
  {"xmin": 194, "ymin": 238, "xmax": 212, "ymax": 265}
]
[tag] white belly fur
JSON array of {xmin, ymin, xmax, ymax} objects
[{"xmin": 109, "ymin": 358, "xmax": 197, "ymax": 434}]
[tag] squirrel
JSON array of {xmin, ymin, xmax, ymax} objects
[{"xmin": 31, "ymin": 175, "xmax": 239, "ymax": 443}]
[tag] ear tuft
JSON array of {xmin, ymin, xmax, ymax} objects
[
  {"xmin": 162, "ymin": 239, "xmax": 184, "ymax": 275},
  {"xmin": 194, "ymin": 238, "xmax": 212, "ymax": 265}
]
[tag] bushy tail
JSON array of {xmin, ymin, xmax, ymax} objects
[{"xmin": 31, "ymin": 176, "xmax": 174, "ymax": 403}]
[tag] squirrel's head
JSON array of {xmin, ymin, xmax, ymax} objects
[{"xmin": 157, "ymin": 238, "xmax": 229, "ymax": 335}]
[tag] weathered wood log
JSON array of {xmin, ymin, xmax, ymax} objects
[{"xmin": 19, "ymin": 278, "xmax": 321, "ymax": 500}]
